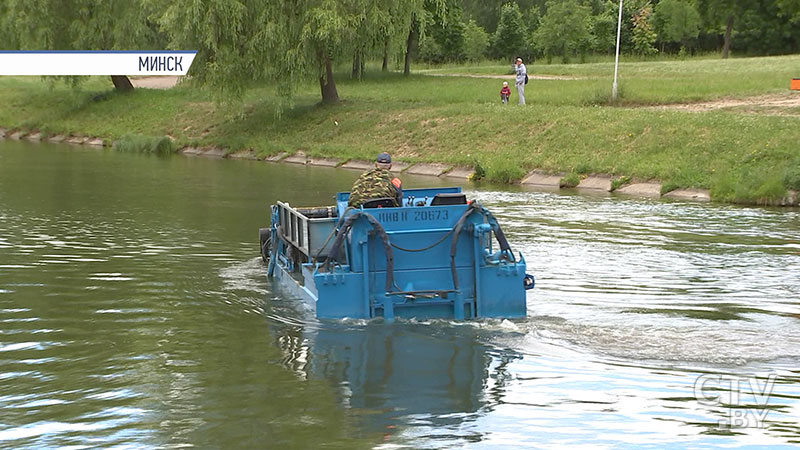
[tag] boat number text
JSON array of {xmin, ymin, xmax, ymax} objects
[{"xmin": 377, "ymin": 210, "xmax": 449, "ymax": 222}]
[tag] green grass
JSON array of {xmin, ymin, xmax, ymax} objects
[
  {"xmin": 560, "ymin": 173, "xmax": 581, "ymax": 188},
  {"xmin": 2, "ymin": 53, "xmax": 800, "ymax": 204},
  {"xmin": 113, "ymin": 133, "xmax": 174, "ymax": 155},
  {"xmin": 423, "ymin": 54, "xmax": 800, "ymax": 104},
  {"xmin": 610, "ymin": 175, "xmax": 632, "ymax": 191}
]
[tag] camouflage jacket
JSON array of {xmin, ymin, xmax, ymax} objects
[{"xmin": 347, "ymin": 168, "xmax": 399, "ymax": 207}]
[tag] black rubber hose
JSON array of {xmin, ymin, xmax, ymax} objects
[
  {"xmin": 360, "ymin": 213, "xmax": 394, "ymax": 292},
  {"xmin": 492, "ymin": 221, "xmax": 512, "ymax": 252},
  {"xmin": 313, "ymin": 206, "xmax": 355, "ymax": 263},
  {"xmin": 327, "ymin": 213, "xmax": 361, "ymax": 267},
  {"xmin": 449, "ymin": 202, "xmax": 479, "ymax": 290},
  {"xmin": 326, "ymin": 212, "xmax": 395, "ymax": 292}
]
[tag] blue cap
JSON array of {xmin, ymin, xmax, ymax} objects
[{"xmin": 376, "ymin": 152, "xmax": 391, "ymax": 164}]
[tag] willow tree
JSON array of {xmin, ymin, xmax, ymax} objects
[
  {"xmin": 162, "ymin": 0, "xmax": 439, "ymax": 106},
  {"xmin": 0, "ymin": 2, "xmax": 19, "ymax": 50},
  {"xmin": 350, "ymin": 0, "xmax": 394, "ymax": 79},
  {"xmin": 6, "ymin": 0, "xmax": 165, "ymax": 91},
  {"xmin": 159, "ymin": 0, "xmax": 265, "ymax": 99},
  {"xmin": 352, "ymin": 0, "xmax": 429, "ymax": 77}
]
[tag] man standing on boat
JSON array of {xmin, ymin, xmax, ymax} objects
[{"xmin": 347, "ymin": 152, "xmax": 402, "ymax": 208}]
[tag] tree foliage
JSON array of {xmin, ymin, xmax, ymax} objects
[
  {"xmin": 533, "ymin": 0, "xmax": 593, "ymax": 63},
  {"xmin": 0, "ymin": 1, "xmax": 19, "ymax": 50},
  {"xmin": 653, "ymin": 0, "xmax": 700, "ymax": 49},
  {"xmin": 419, "ymin": 0, "xmax": 467, "ymax": 63},
  {"xmin": 733, "ymin": 0, "xmax": 800, "ymax": 55},
  {"xmin": 4, "ymin": 0, "xmax": 165, "ymax": 90},
  {"xmin": 696, "ymin": 0, "xmax": 756, "ymax": 58},
  {"xmin": 491, "ymin": 3, "xmax": 528, "ymax": 60},
  {"xmin": 463, "ymin": 19, "xmax": 489, "ymax": 61},
  {"xmin": 590, "ymin": 4, "xmax": 617, "ymax": 53},
  {"xmin": 2, "ymin": 0, "xmax": 800, "ymax": 108},
  {"xmin": 631, "ymin": 5, "xmax": 657, "ymax": 55},
  {"xmin": 163, "ymin": 0, "xmax": 434, "ymax": 106}
]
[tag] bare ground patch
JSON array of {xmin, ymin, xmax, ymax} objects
[
  {"xmin": 129, "ymin": 76, "xmax": 181, "ymax": 89},
  {"xmin": 648, "ymin": 92, "xmax": 800, "ymax": 115},
  {"xmin": 420, "ymin": 72, "xmax": 584, "ymax": 81}
]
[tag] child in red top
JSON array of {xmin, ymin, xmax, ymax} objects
[{"xmin": 500, "ymin": 81, "xmax": 511, "ymax": 104}]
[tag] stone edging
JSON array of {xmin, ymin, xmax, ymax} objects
[
  {"xmin": 2, "ymin": 128, "xmax": 796, "ymax": 206},
  {"xmin": 0, "ymin": 128, "xmax": 111, "ymax": 147}
]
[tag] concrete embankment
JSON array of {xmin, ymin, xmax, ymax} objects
[{"xmin": 2, "ymin": 127, "xmax": 797, "ymax": 206}]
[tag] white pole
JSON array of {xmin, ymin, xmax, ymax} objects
[{"xmin": 612, "ymin": 0, "xmax": 623, "ymax": 101}]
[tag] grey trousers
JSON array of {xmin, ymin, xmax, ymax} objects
[{"xmin": 516, "ymin": 82, "xmax": 525, "ymax": 105}]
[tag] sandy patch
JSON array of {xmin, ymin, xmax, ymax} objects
[
  {"xmin": 420, "ymin": 72, "xmax": 583, "ymax": 81},
  {"xmin": 129, "ymin": 76, "xmax": 180, "ymax": 89},
  {"xmin": 650, "ymin": 93, "xmax": 800, "ymax": 114}
]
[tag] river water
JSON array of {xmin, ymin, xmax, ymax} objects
[{"xmin": 1, "ymin": 140, "xmax": 799, "ymax": 449}]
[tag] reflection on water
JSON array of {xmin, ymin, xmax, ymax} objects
[{"xmin": 1, "ymin": 140, "xmax": 800, "ymax": 448}]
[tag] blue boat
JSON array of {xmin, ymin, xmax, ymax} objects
[{"xmin": 259, "ymin": 187, "xmax": 534, "ymax": 321}]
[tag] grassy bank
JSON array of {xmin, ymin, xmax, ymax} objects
[{"xmin": 2, "ymin": 54, "xmax": 800, "ymax": 204}]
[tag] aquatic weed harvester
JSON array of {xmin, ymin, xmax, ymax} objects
[{"xmin": 259, "ymin": 187, "xmax": 534, "ymax": 321}]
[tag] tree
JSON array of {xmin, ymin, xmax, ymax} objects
[
  {"xmin": 0, "ymin": 2, "xmax": 19, "ymax": 50},
  {"xmin": 461, "ymin": 0, "xmax": 547, "ymax": 34},
  {"xmin": 631, "ymin": 4, "xmax": 658, "ymax": 55},
  {"xmin": 653, "ymin": 0, "xmax": 700, "ymax": 51},
  {"xmin": 696, "ymin": 0, "xmax": 757, "ymax": 58},
  {"xmin": 492, "ymin": 3, "xmax": 528, "ymax": 61},
  {"xmin": 164, "ymin": 0, "xmax": 423, "ymax": 105},
  {"xmin": 732, "ymin": 1, "xmax": 800, "ymax": 55},
  {"xmin": 591, "ymin": 4, "xmax": 617, "ymax": 53},
  {"xmin": 608, "ymin": 0, "xmax": 652, "ymax": 54},
  {"xmin": 463, "ymin": 19, "xmax": 489, "ymax": 61},
  {"xmin": 435, "ymin": 4, "xmax": 467, "ymax": 62},
  {"xmin": 522, "ymin": 5, "xmax": 542, "ymax": 56},
  {"xmin": 402, "ymin": 0, "xmax": 445, "ymax": 75},
  {"xmin": 419, "ymin": 0, "xmax": 467, "ymax": 63},
  {"xmin": 533, "ymin": 0, "xmax": 594, "ymax": 63},
  {"xmin": 376, "ymin": 0, "xmax": 422, "ymax": 72},
  {"xmin": 6, "ymin": 0, "xmax": 165, "ymax": 91},
  {"xmin": 351, "ymin": 0, "xmax": 404, "ymax": 79}
]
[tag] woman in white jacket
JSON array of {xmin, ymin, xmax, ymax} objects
[{"xmin": 514, "ymin": 57, "xmax": 527, "ymax": 105}]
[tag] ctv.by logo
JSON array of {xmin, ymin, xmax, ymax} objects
[{"xmin": 693, "ymin": 372, "xmax": 778, "ymax": 429}]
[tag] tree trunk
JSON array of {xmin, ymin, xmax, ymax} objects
[
  {"xmin": 319, "ymin": 53, "xmax": 339, "ymax": 104},
  {"xmin": 404, "ymin": 19, "xmax": 417, "ymax": 76},
  {"xmin": 351, "ymin": 50, "xmax": 361, "ymax": 79},
  {"xmin": 722, "ymin": 14, "xmax": 734, "ymax": 59},
  {"xmin": 110, "ymin": 75, "xmax": 134, "ymax": 92},
  {"xmin": 382, "ymin": 40, "xmax": 388, "ymax": 72}
]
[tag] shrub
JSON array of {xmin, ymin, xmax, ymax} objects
[
  {"xmin": 113, "ymin": 134, "xmax": 174, "ymax": 155},
  {"xmin": 660, "ymin": 181, "xmax": 680, "ymax": 195},
  {"xmin": 471, "ymin": 160, "xmax": 486, "ymax": 181},
  {"xmin": 560, "ymin": 172, "xmax": 581, "ymax": 188},
  {"xmin": 484, "ymin": 158, "xmax": 526, "ymax": 183},
  {"xmin": 610, "ymin": 175, "xmax": 632, "ymax": 191},
  {"xmin": 784, "ymin": 166, "xmax": 800, "ymax": 191},
  {"xmin": 711, "ymin": 169, "xmax": 787, "ymax": 205}
]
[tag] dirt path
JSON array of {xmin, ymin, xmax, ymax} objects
[
  {"xmin": 420, "ymin": 72, "xmax": 584, "ymax": 81},
  {"xmin": 648, "ymin": 93, "xmax": 800, "ymax": 114},
  {"xmin": 129, "ymin": 76, "xmax": 180, "ymax": 89},
  {"xmin": 125, "ymin": 74, "xmax": 799, "ymax": 116}
]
